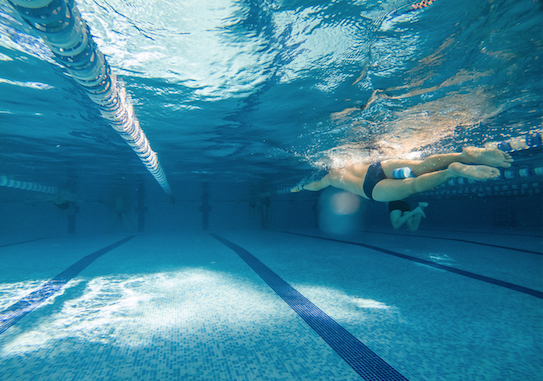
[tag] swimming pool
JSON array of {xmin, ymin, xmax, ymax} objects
[{"xmin": 1, "ymin": 0, "xmax": 542, "ymax": 379}]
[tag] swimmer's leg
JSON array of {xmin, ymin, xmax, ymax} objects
[
  {"xmin": 382, "ymin": 155, "xmax": 461, "ymax": 177},
  {"xmin": 381, "ymin": 147, "xmax": 513, "ymax": 177},
  {"xmin": 373, "ymin": 163, "xmax": 500, "ymax": 202},
  {"xmin": 405, "ymin": 205, "xmax": 427, "ymax": 231},
  {"xmin": 460, "ymin": 147, "xmax": 513, "ymax": 168},
  {"xmin": 390, "ymin": 204, "xmax": 426, "ymax": 231},
  {"xmin": 405, "ymin": 213, "xmax": 422, "ymax": 232}
]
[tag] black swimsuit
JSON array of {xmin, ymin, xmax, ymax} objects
[
  {"xmin": 363, "ymin": 162, "xmax": 386, "ymax": 201},
  {"xmin": 388, "ymin": 200, "xmax": 411, "ymax": 213}
]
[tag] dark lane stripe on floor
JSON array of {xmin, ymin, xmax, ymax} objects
[
  {"xmin": 0, "ymin": 237, "xmax": 52, "ymax": 249},
  {"xmin": 211, "ymin": 233, "xmax": 409, "ymax": 381},
  {"xmin": 283, "ymin": 232, "xmax": 543, "ymax": 300},
  {"xmin": 359, "ymin": 230, "xmax": 543, "ymax": 255},
  {"xmin": 0, "ymin": 236, "xmax": 135, "ymax": 335}
]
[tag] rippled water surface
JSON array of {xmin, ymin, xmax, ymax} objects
[{"xmin": 0, "ymin": 0, "xmax": 541, "ymax": 199}]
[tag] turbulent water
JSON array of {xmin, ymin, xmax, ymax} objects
[{"xmin": 0, "ymin": 0, "xmax": 542, "ymax": 199}]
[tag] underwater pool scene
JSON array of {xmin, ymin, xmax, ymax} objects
[{"xmin": 0, "ymin": 0, "xmax": 542, "ymax": 380}]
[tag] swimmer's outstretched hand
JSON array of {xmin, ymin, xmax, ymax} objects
[{"xmin": 291, "ymin": 184, "xmax": 304, "ymax": 193}]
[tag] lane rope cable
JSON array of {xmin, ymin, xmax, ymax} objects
[{"xmin": 7, "ymin": 0, "xmax": 173, "ymax": 198}]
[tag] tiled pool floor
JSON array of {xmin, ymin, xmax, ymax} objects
[{"xmin": 0, "ymin": 229, "xmax": 542, "ymax": 380}]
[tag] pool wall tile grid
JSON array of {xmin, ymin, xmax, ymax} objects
[{"xmin": 0, "ymin": 230, "xmax": 542, "ymax": 380}]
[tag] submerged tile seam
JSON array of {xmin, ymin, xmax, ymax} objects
[
  {"xmin": 0, "ymin": 237, "xmax": 53, "ymax": 249},
  {"xmin": 0, "ymin": 235, "xmax": 136, "ymax": 335},
  {"xmin": 358, "ymin": 230, "xmax": 542, "ymax": 255},
  {"xmin": 282, "ymin": 231, "xmax": 543, "ymax": 300},
  {"xmin": 393, "ymin": 227, "xmax": 543, "ymax": 238},
  {"xmin": 210, "ymin": 233, "xmax": 409, "ymax": 381}
]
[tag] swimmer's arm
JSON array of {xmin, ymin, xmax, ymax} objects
[
  {"xmin": 302, "ymin": 181, "xmax": 327, "ymax": 191},
  {"xmin": 292, "ymin": 174, "xmax": 332, "ymax": 192}
]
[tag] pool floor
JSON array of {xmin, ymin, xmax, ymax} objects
[{"xmin": 0, "ymin": 228, "xmax": 542, "ymax": 380}]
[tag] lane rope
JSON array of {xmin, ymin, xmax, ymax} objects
[{"xmin": 7, "ymin": 0, "xmax": 173, "ymax": 198}]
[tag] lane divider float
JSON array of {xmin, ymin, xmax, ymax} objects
[{"xmin": 7, "ymin": 0, "xmax": 173, "ymax": 198}]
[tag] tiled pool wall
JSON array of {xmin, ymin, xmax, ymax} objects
[{"xmin": 0, "ymin": 184, "xmax": 541, "ymax": 237}]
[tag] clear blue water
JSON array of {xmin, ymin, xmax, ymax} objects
[
  {"xmin": 0, "ymin": 1, "xmax": 542, "ymax": 380},
  {"xmin": 1, "ymin": 0, "xmax": 541, "ymax": 200}
]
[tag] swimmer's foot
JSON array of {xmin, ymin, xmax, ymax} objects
[
  {"xmin": 291, "ymin": 184, "xmax": 304, "ymax": 193},
  {"xmin": 448, "ymin": 162, "xmax": 501, "ymax": 181},
  {"xmin": 412, "ymin": 207, "xmax": 426, "ymax": 218},
  {"xmin": 418, "ymin": 202, "xmax": 429, "ymax": 209},
  {"xmin": 461, "ymin": 147, "xmax": 514, "ymax": 168}
]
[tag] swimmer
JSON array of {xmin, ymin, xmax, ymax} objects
[
  {"xmin": 389, "ymin": 201, "xmax": 428, "ymax": 231},
  {"xmin": 292, "ymin": 147, "xmax": 513, "ymax": 202},
  {"xmin": 53, "ymin": 199, "xmax": 72, "ymax": 210},
  {"xmin": 53, "ymin": 194, "xmax": 77, "ymax": 214},
  {"xmin": 107, "ymin": 195, "xmax": 132, "ymax": 233}
]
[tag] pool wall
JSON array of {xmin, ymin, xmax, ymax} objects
[{"xmin": 1, "ymin": 183, "xmax": 541, "ymax": 237}]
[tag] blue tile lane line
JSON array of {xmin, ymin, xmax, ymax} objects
[
  {"xmin": 359, "ymin": 230, "xmax": 543, "ymax": 255},
  {"xmin": 0, "ymin": 237, "xmax": 52, "ymax": 249},
  {"xmin": 211, "ymin": 233, "xmax": 409, "ymax": 381},
  {"xmin": 283, "ymin": 232, "xmax": 543, "ymax": 300},
  {"xmin": 0, "ymin": 235, "xmax": 135, "ymax": 335}
]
